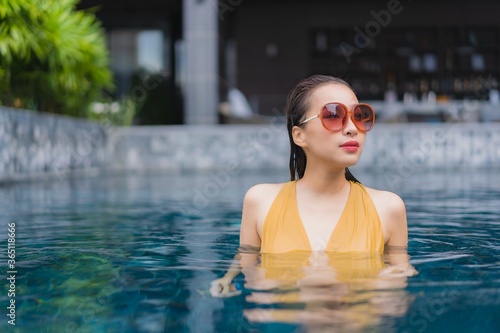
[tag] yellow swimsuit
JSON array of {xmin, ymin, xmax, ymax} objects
[
  {"xmin": 249, "ymin": 183, "xmax": 389, "ymax": 326},
  {"xmin": 261, "ymin": 181, "xmax": 385, "ymax": 254}
]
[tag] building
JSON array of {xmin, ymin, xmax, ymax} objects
[{"xmin": 79, "ymin": 0, "xmax": 500, "ymax": 124}]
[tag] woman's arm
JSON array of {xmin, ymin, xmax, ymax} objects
[
  {"xmin": 370, "ymin": 189, "xmax": 417, "ymax": 276},
  {"xmin": 239, "ymin": 185, "xmax": 264, "ymax": 247},
  {"xmin": 384, "ymin": 192, "xmax": 408, "ymax": 248},
  {"xmin": 210, "ymin": 187, "xmax": 262, "ymax": 297},
  {"xmin": 380, "ymin": 192, "xmax": 417, "ymax": 276},
  {"xmin": 210, "ymin": 246, "xmax": 260, "ymax": 297}
]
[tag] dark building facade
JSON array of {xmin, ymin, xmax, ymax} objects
[
  {"xmin": 228, "ymin": 0, "xmax": 500, "ymax": 116},
  {"xmin": 78, "ymin": 0, "xmax": 183, "ymax": 124},
  {"xmin": 80, "ymin": 0, "xmax": 500, "ymax": 122}
]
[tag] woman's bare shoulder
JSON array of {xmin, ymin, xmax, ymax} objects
[
  {"xmin": 240, "ymin": 182, "xmax": 291, "ymax": 243},
  {"xmin": 243, "ymin": 182, "xmax": 290, "ymax": 227},
  {"xmin": 244, "ymin": 182, "xmax": 290, "ymax": 208},
  {"xmin": 364, "ymin": 185, "xmax": 408, "ymax": 245},
  {"xmin": 364, "ymin": 186, "xmax": 406, "ymax": 213}
]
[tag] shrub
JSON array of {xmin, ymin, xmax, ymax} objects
[
  {"xmin": 87, "ymin": 96, "xmax": 137, "ymax": 127},
  {"xmin": 0, "ymin": 0, "xmax": 113, "ymax": 116}
]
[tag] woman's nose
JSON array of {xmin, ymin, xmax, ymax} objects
[{"xmin": 343, "ymin": 113, "xmax": 358, "ymax": 136}]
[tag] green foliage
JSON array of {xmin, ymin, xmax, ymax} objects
[
  {"xmin": 86, "ymin": 96, "xmax": 137, "ymax": 126},
  {"xmin": 0, "ymin": 0, "xmax": 113, "ymax": 116}
]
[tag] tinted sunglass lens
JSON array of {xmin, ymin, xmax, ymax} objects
[
  {"xmin": 322, "ymin": 104, "xmax": 347, "ymax": 131},
  {"xmin": 353, "ymin": 105, "xmax": 374, "ymax": 131}
]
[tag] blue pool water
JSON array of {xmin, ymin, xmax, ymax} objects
[{"xmin": 1, "ymin": 169, "xmax": 499, "ymax": 332}]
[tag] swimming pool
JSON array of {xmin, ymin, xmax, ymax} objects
[{"xmin": 1, "ymin": 168, "xmax": 499, "ymax": 332}]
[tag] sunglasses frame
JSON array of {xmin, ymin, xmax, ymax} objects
[{"xmin": 298, "ymin": 102, "xmax": 375, "ymax": 132}]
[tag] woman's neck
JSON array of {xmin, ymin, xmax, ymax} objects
[{"xmin": 298, "ymin": 163, "xmax": 350, "ymax": 196}]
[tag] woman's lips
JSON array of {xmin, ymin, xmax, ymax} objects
[{"xmin": 340, "ymin": 141, "xmax": 359, "ymax": 152}]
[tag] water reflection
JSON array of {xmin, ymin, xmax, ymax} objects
[
  {"xmin": 3, "ymin": 170, "xmax": 499, "ymax": 332},
  {"xmin": 238, "ymin": 250, "xmax": 416, "ymax": 331}
]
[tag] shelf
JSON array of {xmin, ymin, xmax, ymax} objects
[{"xmin": 310, "ymin": 25, "xmax": 500, "ymax": 99}]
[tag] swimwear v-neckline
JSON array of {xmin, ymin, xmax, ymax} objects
[{"xmin": 292, "ymin": 181, "xmax": 353, "ymax": 251}]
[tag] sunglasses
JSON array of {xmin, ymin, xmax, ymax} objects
[{"xmin": 298, "ymin": 102, "xmax": 375, "ymax": 132}]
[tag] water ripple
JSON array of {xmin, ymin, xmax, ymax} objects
[{"xmin": 1, "ymin": 171, "xmax": 500, "ymax": 333}]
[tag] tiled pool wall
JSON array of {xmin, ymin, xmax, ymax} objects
[
  {"xmin": 1, "ymin": 107, "xmax": 500, "ymax": 183},
  {"xmin": 0, "ymin": 107, "xmax": 107, "ymax": 182}
]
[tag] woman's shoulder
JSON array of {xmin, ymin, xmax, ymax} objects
[
  {"xmin": 242, "ymin": 182, "xmax": 293, "ymax": 237},
  {"xmin": 362, "ymin": 185, "xmax": 407, "ymax": 241},
  {"xmin": 362, "ymin": 185, "xmax": 408, "ymax": 246},
  {"xmin": 363, "ymin": 185, "xmax": 404, "ymax": 203},
  {"xmin": 244, "ymin": 181, "xmax": 291, "ymax": 205},
  {"xmin": 363, "ymin": 185, "xmax": 406, "ymax": 215}
]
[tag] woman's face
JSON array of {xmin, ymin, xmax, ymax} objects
[{"xmin": 294, "ymin": 83, "xmax": 367, "ymax": 168}]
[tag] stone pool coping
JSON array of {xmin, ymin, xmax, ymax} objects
[{"xmin": 1, "ymin": 107, "xmax": 500, "ymax": 183}]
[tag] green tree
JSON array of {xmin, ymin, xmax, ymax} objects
[{"xmin": 0, "ymin": 0, "xmax": 113, "ymax": 116}]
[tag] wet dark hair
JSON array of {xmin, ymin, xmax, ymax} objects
[{"xmin": 285, "ymin": 74, "xmax": 361, "ymax": 183}]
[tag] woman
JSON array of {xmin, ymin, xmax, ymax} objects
[
  {"xmin": 211, "ymin": 75, "xmax": 414, "ymax": 298},
  {"xmin": 243, "ymin": 74, "xmax": 407, "ymax": 252}
]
